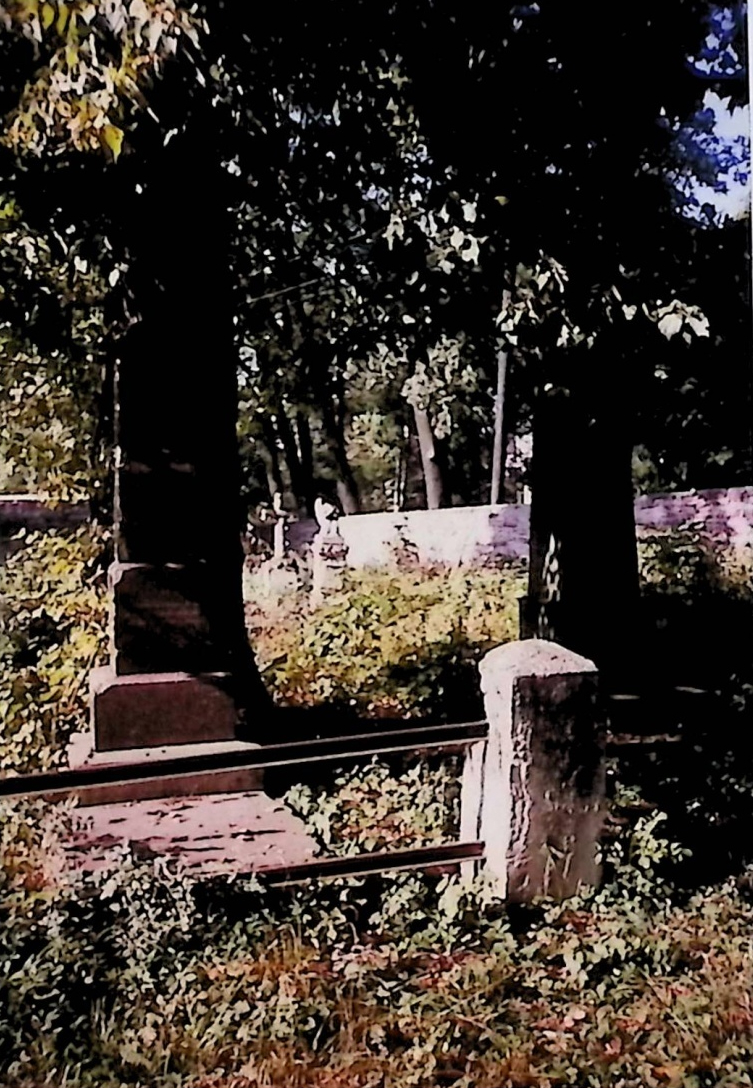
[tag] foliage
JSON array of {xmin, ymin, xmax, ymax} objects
[
  {"xmin": 249, "ymin": 562, "xmax": 526, "ymax": 720},
  {"xmin": 0, "ymin": 192, "xmax": 110, "ymax": 501},
  {"xmin": 1, "ymin": 776, "xmax": 753, "ymax": 1087},
  {"xmin": 637, "ymin": 523, "xmax": 752, "ymax": 599},
  {"xmin": 0, "ymin": 526, "xmax": 108, "ymax": 773},
  {"xmin": 285, "ymin": 756, "xmax": 461, "ymax": 856},
  {"xmin": 0, "ymin": 0, "xmax": 203, "ymax": 157},
  {"xmin": 0, "ymin": 0, "xmax": 745, "ymax": 521}
]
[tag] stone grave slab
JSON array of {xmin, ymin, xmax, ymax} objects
[{"xmin": 61, "ymin": 789, "xmax": 318, "ymax": 880}]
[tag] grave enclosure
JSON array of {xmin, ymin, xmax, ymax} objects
[
  {"xmin": 4, "ymin": 467, "xmax": 748, "ymax": 891},
  {"xmin": 4, "ymin": 638, "xmax": 609, "ymax": 900},
  {"xmin": 6, "ymin": 365, "xmax": 743, "ymax": 895},
  {"xmin": 3, "ymin": 475, "xmax": 746, "ymax": 891}
]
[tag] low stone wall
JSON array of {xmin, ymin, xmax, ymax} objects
[
  {"xmin": 337, "ymin": 504, "xmax": 530, "ymax": 567},
  {"xmin": 332, "ymin": 486, "xmax": 753, "ymax": 569},
  {"xmin": 634, "ymin": 486, "xmax": 753, "ymax": 552}
]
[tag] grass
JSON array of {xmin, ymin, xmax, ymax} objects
[{"xmin": 0, "ymin": 528, "xmax": 752, "ymax": 1086}]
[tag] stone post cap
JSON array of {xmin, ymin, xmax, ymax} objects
[{"xmin": 480, "ymin": 639, "xmax": 597, "ymax": 691}]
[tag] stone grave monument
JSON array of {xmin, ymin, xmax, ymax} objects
[
  {"xmin": 71, "ymin": 325, "xmax": 273, "ymax": 800},
  {"xmin": 251, "ymin": 492, "xmax": 301, "ymax": 606},
  {"xmin": 311, "ymin": 496, "xmax": 349, "ymax": 606}
]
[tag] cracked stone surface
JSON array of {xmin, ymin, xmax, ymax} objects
[{"xmin": 61, "ymin": 790, "xmax": 318, "ymax": 878}]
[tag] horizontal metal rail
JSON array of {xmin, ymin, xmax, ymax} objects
[
  {"xmin": 257, "ymin": 841, "xmax": 485, "ymax": 886},
  {"xmin": 0, "ymin": 720, "xmax": 489, "ymax": 800},
  {"xmin": 606, "ymin": 732, "xmax": 684, "ymax": 747}
]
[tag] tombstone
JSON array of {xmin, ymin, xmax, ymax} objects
[
  {"xmin": 250, "ymin": 494, "xmax": 302, "ymax": 607},
  {"xmin": 311, "ymin": 497, "xmax": 348, "ymax": 606},
  {"xmin": 86, "ymin": 337, "xmax": 267, "ymax": 757},
  {"xmin": 461, "ymin": 639, "xmax": 607, "ymax": 900},
  {"xmin": 271, "ymin": 492, "xmax": 287, "ymax": 560}
]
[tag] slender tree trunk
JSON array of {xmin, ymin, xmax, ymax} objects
[
  {"xmin": 413, "ymin": 404, "xmax": 445, "ymax": 509},
  {"xmin": 490, "ymin": 348, "xmax": 508, "ymax": 505},
  {"xmin": 394, "ymin": 441, "xmax": 404, "ymax": 512},
  {"xmin": 502, "ymin": 414, "xmax": 519, "ymax": 505},
  {"xmin": 259, "ymin": 415, "xmax": 285, "ymax": 501}
]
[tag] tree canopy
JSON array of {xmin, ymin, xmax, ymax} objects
[{"xmin": 0, "ymin": 2, "xmax": 748, "ymax": 552}]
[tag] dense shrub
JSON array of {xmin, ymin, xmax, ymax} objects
[
  {"xmin": 0, "ymin": 528, "xmax": 109, "ymax": 774},
  {"xmin": 1, "ymin": 785, "xmax": 752, "ymax": 1088},
  {"xmin": 637, "ymin": 523, "xmax": 753, "ymax": 601},
  {"xmin": 631, "ymin": 527, "xmax": 753, "ymax": 878},
  {"xmin": 248, "ymin": 563, "xmax": 526, "ymax": 720},
  {"xmin": 636, "ymin": 525, "xmax": 753, "ymax": 692}
]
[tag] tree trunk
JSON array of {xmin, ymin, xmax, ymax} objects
[
  {"xmin": 259, "ymin": 415, "xmax": 285, "ymax": 502},
  {"xmin": 413, "ymin": 404, "xmax": 445, "ymax": 509},
  {"xmin": 295, "ymin": 409, "xmax": 316, "ymax": 514},
  {"xmin": 490, "ymin": 348, "xmax": 508, "ymax": 505},
  {"xmin": 275, "ymin": 405, "xmax": 308, "ymax": 513},
  {"xmin": 321, "ymin": 395, "xmax": 360, "ymax": 514},
  {"xmin": 525, "ymin": 360, "xmax": 640, "ymax": 687}
]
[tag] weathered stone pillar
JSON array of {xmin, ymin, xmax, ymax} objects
[{"xmin": 461, "ymin": 639, "xmax": 607, "ymax": 900}]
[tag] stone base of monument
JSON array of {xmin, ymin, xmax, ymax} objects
[
  {"xmin": 67, "ymin": 731, "xmax": 264, "ymax": 807},
  {"xmin": 248, "ymin": 558, "xmax": 301, "ymax": 607},
  {"xmin": 90, "ymin": 666, "xmax": 240, "ymax": 752},
  {"xmin": 311, "ymin": 536, "xmax": 348, "ymax": 607}
]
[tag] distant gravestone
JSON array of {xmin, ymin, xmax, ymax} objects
[
  {"xmin": 311, "ymin": 497, "xmax": 348, "ymax": 606},
  {"xmin": 251, "ymin": 494, "xmax": 302, "ymax": 607}
]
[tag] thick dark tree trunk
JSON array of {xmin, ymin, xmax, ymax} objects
[
  {"xmin": 321, "ymin": 394, "xmax": 360, "ymax": 514},
  {"xmin": 413, "ymin": 404, "xmax": 445, "ymax": 509},
  {"xmin": 275, "ymin": 405, "xmax": 309, "ymax": 513},
  {"xmin": 525, "ymin": 358, "xmax": 640, "ymax": 687},
  {"xmin": 295, "ymin": 410, "xmax": 316, "ymax": 514}
]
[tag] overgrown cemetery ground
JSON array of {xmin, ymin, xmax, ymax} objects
[
  {"xmin": 0, "ymin": 2, "xmax": 752, "ymax": 1085},
  {"xmin": 1, "ymin": 514, "xmax": 753, "ymax": 1087}
]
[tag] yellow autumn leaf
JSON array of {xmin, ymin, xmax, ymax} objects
[
  {"xmin": 102, "ymin": 124, "xmax": 124, "ymax": 160},
  {"xmin": 56, "ymin": 1, "xmax": 68, "ymax": 35}
]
